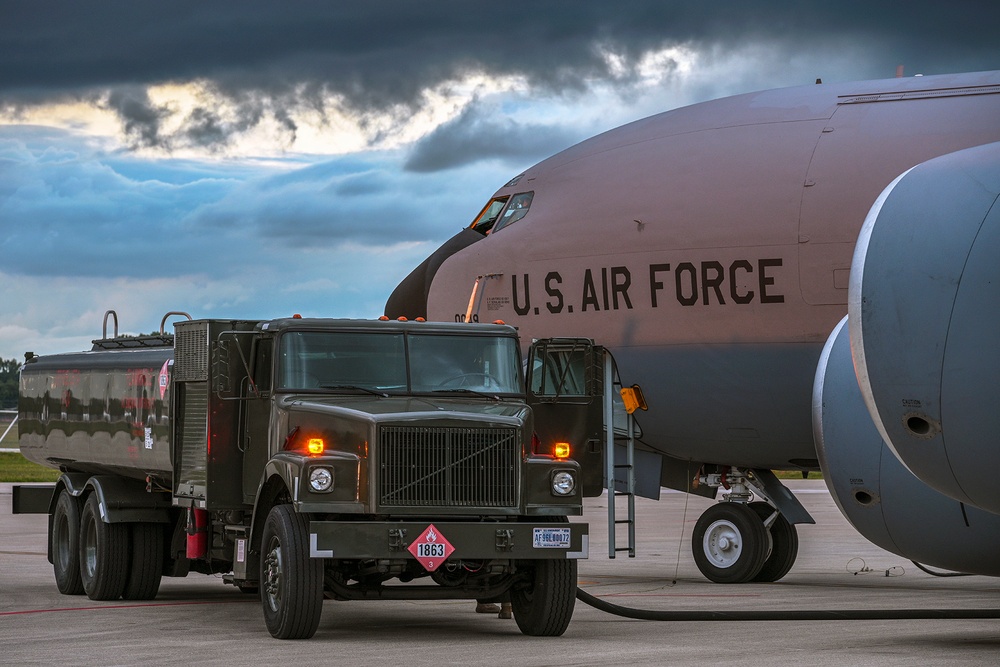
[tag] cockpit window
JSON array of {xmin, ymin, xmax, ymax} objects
[
  {"xmin": 470, "ymin": 197, "xmax": 509, "ymax": 234},
  {"xmin": 469, "ymin": 191, "xmax": 534, "ymax": 236},
  {"xmin": 491, "ymin": 192, "xmax": 533, "ymax": 234}
]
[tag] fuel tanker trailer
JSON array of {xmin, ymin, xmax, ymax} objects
[{"xmin": 18, "ymin": 311, "xmax": 589, "ymax": 639}]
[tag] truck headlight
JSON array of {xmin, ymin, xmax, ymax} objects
[
  {"xmin": 551, "ymin": 471, "xmax": 576, "ymax": 496},
  {"xmin": 309, "ymin": 466, "xmax": 334, "ymax": 493}
]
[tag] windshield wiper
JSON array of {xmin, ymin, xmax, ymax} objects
[
  {"xmin": 430, "ymin": 388, "xmax": 502, "ymax": 400},
  {"xmin": 320, "ymin": 384, "xmax": 389, "ymax": 398}
]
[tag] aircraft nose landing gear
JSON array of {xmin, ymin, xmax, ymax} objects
[
  {"xmin": 693, "ymin": 503, "xmax": 768, "ymax": 583},
  {"xmin": 692, "ymin": 468, "xmax": 800, "ymax": 583}
]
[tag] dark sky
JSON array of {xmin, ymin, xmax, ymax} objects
[
  {"xmin": 3, "ymin": 1, "xmax": 999, "ymax": 152},
  {"xmin": 4, "ymin": 2, "xmax": 998, "ymax": 100}
]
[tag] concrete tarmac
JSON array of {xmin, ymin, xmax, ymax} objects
[{"xmin": 2, "ymin": 480, "xmax": 998, "ymax": 666}]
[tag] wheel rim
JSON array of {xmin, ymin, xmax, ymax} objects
[
  {"xmin": 263, "ymin": 537, "xmax": 284, "ymax": 613},
  {"xmin": 702, "ymin": 519, "xmax": 743, "ymax": 568},
  {"xmin": 82, "ymin": 518, "xmax": 97, "ymax": 579}
]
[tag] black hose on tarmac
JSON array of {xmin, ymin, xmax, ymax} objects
[{"xmin": 576, "ymin": 588, "xmax": 1000, "ymax": 621}]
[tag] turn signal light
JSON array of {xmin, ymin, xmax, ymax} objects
[
  {"xmin": 531, "ymin": 433, "xmax": 572, "ymax": 459},
  {"xmin": 307, "ymin": 437, "xmax": 325, "ymax": 455}
]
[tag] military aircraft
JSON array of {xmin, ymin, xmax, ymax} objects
[{"xmin": 386, "ymin": 70, "xmax": 1000, "ymax": 583}]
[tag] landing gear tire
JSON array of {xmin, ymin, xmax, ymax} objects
[
  {"xmin": 692, "ymin": 503, "xmax": 768, "ymax": 583},
  {"xmin": 79, "ymin": 494, "xmax": 130, "ymax": 600},
  {"xmin": 748, "ymin": 502, "xmax": 798, "ymax": 583},
  {"xmin": 122, "ymin": 522, "xmax": 164, "ymax": 600},
  {"xmin": 260, "ymin": 504, "xmax": 324, "ymax": 639},
  {"xmin": 52, "ymin": 490, "xmax": 84, "ymax": 595},
  {"xmin": 511, "ymin": 558, "xmax": 578, "ymax": 636}
]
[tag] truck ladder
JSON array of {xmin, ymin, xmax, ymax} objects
[{"xmin": 603, "ymin": 353, "xmax": 636, "ymax": 558}]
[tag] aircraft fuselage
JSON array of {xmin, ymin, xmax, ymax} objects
[{"xmin": 397, "ymin": 71, "xmax": 1000, "ymax": 471}]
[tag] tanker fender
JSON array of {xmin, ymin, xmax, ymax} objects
[
  {"xmin": 80, "ymin": 475, "xmax": 173, "ymax": 524},
  {"xmin": 49, "ymin": 472, "xmax": 93, "ymax": 512}
]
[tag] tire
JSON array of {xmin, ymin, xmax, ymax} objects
[
  {"xmin": 79, "ymin": 494, "xmax": 130, "ymax": 600},
  {"xmin": 260, "ymin": 504, "xmax": 324, "ymax": 639},
  {"xmin": 51, "ymin": 490, "xmax": 84, "ymax": 595},
  {"xmin": 748, "ymin": 502, "xmax": 798, "ymax": 582},
  {"xmin": 122, "ymin": 522, "xmax": 164, "ymax": 600},
  {"xmin": 691, "ymin": 502, "xmax": 768, "ymax": 584},
  {"xmin": 510, "ymin": 558, "xmax": 578, "ymax": 636}
]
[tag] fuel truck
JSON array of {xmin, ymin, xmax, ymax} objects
[{"xmin": 17, "ymin": 312, "xmax": 590, "ymax": 639}]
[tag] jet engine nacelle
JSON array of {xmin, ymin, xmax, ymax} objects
[
  {"xmin": 849, "ymin": 142, "xmax": 1000, "ymax": 515},
  {"xmin": 814, "ymin": 317, "xmax": 1000, "ymax": 576}
]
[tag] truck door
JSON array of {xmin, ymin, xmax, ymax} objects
[
  {"xmin": 242, "ymin": 335, "xmax": 274, "ymax": 504},
  {"xmin": 525, "ymin": 338, "xmax": 605, "ymax": 496}
]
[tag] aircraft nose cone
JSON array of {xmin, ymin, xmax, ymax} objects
[{"xmin": 384, "ymin": 228, "xmax": 484, "ymax": 320}]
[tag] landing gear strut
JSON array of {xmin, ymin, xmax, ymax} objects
[{"xmin": 691, "ymin": 467, "xmax": 799, "ymax": 583}]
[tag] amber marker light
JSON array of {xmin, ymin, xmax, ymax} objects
[
  {"xmin": 554, "ymin": 442, "xmax": 571, "ymax": 459},
  {"xmin": 307, "ymin": 437, "xmax": 325, "ymax": 455}
]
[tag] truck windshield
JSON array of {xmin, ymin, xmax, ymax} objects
[
  {"xmin": 278, "ymin": 332, "xmax": 407, "ymax": 392},
  {"xmin": 409, "ymin": 334, "xmax": 522, "ymax": 394},
  {"xmin": 276, "ymin": 331, "xmax": 522, "ymax": 395}
]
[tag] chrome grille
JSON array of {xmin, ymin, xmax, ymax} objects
[{"xmin": 378, "ymin": 426, "xmax": 519, "ymax": 508}]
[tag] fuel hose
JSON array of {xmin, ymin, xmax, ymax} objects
[{"xmin": 576, "ymin": 588, "xmax": 1000, "ymax": 621}]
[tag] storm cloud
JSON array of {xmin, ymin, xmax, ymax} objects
[{"xmin": 4, "ymin": 1, "xmax": 999, "ymax": 157}]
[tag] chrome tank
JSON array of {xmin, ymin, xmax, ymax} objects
[{"xmin": 19, "ymin": 346, "xmax": 174, "ymax": 481}]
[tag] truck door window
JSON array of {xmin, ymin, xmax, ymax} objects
[{"xmin": 530, "ymin": 347, "xmax": 587, "ymax": 398}]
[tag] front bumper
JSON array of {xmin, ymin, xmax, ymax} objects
[{"xmin": 309, "ymin": 520, "xmax": 589, "ymax": 560}]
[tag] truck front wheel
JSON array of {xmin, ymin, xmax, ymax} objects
[
  {"xmin": 52, "ymin": 490, "xmax": 84, "ymax": 595},
  {"xmin": 260, "ymin": 504, "xmax": 323, "ymax": 639},
  {"xmin": 510, "ymin": 558, "xmax": 577, "ymax": 636},
  {"xmin": 79, "ymin": 494, "xmax": 130, "ymax": 600}
]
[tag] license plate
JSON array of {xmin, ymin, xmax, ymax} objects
[{"xmin": 533, "ymin": 527, "xmax": 571, "ymax": 548}]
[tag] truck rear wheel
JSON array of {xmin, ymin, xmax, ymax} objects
[
  {"xmin": 52, "ymin": 490, "xmax": 84, "ymax": 595},
  {"xmin": 510, "ymin": 558, "xmax": 577, "ymax": 636},
  {"xmin": 79, "ymin": 494, "xmax": 130, "ymax": 600},
  {"xmin": 260, "ymin": 504, "xmax": 323, "ymax": 639},
  {"xmin": 122, "ymin": 522, "xmax": 163, "ymax": 600}
]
